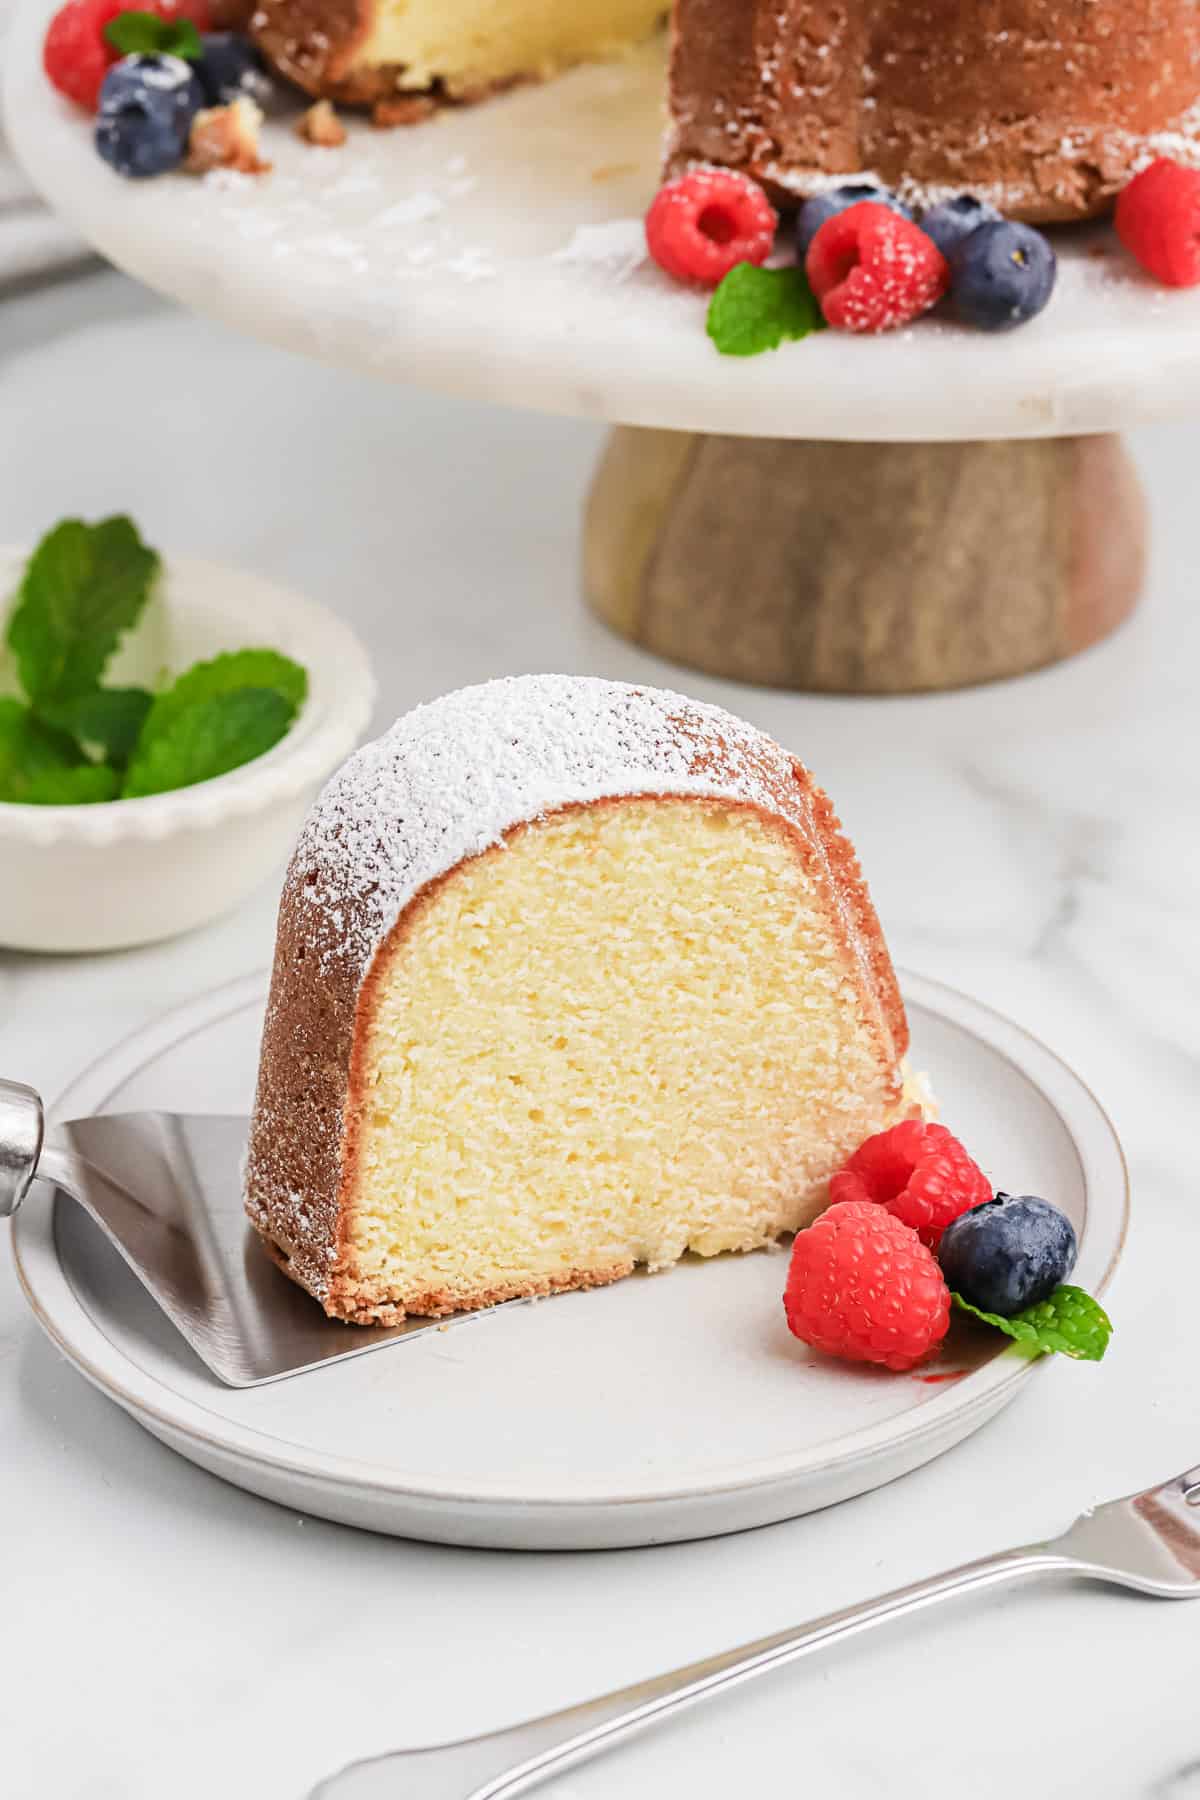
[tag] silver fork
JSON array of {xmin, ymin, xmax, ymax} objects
[{"xmin": 312, "ymin": 1462, "xmax": 1200, "ymax": 1799}]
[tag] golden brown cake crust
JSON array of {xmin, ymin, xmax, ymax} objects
[
  {"xmin": 250, "ymin": 0, "xmax": 599, "ymax": 111},
  {"xmin": 243, "ymin": 677, "xmax": 907, "ymax": 1325},
  {"xmin": 250, "ymin": 0, "xmax": 374, "ymax": 102},
  {"xmin": 264, "ymin": 1231, "xmax": 635, "ymax": 1326},
  {"xmin": 667, "ymin": 0, "xmax": 1200, "ymax": 222}
]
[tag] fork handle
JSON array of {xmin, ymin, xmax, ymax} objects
[
  {"xmin": 314, "ymin": 1543, "xmax": 1070, "ymax": 1799},
  {"xmin": 0, "ymin": 1079, "xmax": 44, "ymax": 1219}
]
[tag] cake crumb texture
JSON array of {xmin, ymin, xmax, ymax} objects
[
  {"xmin": 244, "ymin": 675, "xmax": 908, "ymax": 1324},
  {"xmin": 253, "ymin": 0, "xmax": 665, "ymax": 109}
]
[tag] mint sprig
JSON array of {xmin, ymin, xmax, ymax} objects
[
  {"xmin": 707, "ymin": 263, "xmax": 826, "ymax": 358},
  {"xmin": 103, "ymin": 11, "xmax": 204, "ymax": 59},
  {"xmin": 41, "ymin": 687, "xmax": 153, "ymax": 766},
  {"xmin": 0, "ymin": 698, "xmax": 87, "ymax": 801},
  {"xmin": 123, "ymin": 687, "xmax": 296, "ymax": 798},
  {"xmin": 136, "ymin": 649, "xmax": 308, "ymax": 752},
  {"xmin": 1, "ymin": 516, "xmax": 309, "ymax": 808},
  {"xmin": 23, "ymin": 765, "xmax": 122, "ymax": 805},
  {"xmin": 6, "ymin": 516, "xmax": 159, "ymax": 707},
  {"xmin": 952, "ymin": 1285, "xmax": 1112, "ymax": 1362}
]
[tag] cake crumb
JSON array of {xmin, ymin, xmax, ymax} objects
[
  {"xmin": 372, "ymin": 94, "xmax": 436, "ymax": 128},
  {"xmin": 186, "ymin": 98, "xmax": 271, "ymax": 175},
  {"xmin": 297, "ymin": 99, "xmax": 346, "ymax": 148}
]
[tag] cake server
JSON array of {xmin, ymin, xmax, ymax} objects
[
  {"xmin": 0, "ymin": 1077, "xmax": 494, "ymax": 1387},
  {"xmin": 312, "ymin": 1459, "xmax": 1200, "ymax": 1799}
]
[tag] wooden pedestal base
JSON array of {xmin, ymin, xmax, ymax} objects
[{"xmin": 584, "ymin": 431, "xmax": 1146, "ymax": 694}]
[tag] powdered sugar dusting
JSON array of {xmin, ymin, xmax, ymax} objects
[
  {"xmin": 552, "ymin": 218, "xmax": 647, "ymax": 280},
  {"xmin": 371, "ymin": 190, "xmax": 444, "ymax": 228},
  {"xmin": 292, "ymin": 674, "xmax": 797, "ymax": 986},
  {"xmin": 443, "ymin": 246, "xmax": 496, "ymax": 281},
  {"xmin": 202, "ymin": 167, "xmax": 259, "ymax": 193},
  {"xmin": 748, "ymin": 101, "xmax": 1200, "ymax": 216}
]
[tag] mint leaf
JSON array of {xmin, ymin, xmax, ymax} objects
[
  {"xmin": 40, "ymin": 687, "xmax": 153, "ymax": 766},
  {"xmin": 22, "ymin": 765, "xmax": 122, "ymax": 806},
  {"xmin": 0, "ymin": 697, "xmax": 86, "ymax": 802},
  {"xmin": 137, "ymin": 649, "xmax": 307, "ymax": 751},
  {"xmin": 952, "ymin": 1285, "xmax": 1112, "ymax": 1362},
  {"xmin": 103, "ymin": 9, "xmax": 164, "ymax": 52},
  {"xmin": 707, "ymin": 263, "xmax": 826, "ymax": 358},
  {"xmin": 0, "ymin": 697, "xmax": 120, "ymax": 805},
  {"xmin": 6, "ymin": 517, "xmax": 160, "ymax": 707},
  {"xmin": 123, "ymin": 687, "xmax": 294, "ymax": 798},
  {"xmin": 103, "ymin": 11, "xmax": 203, "ymax": 58}
]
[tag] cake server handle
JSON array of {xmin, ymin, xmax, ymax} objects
[
  {"xmin": 311, "ymin": 1543, "xmax": 1069, "ymax": 1799},
  {"xmin": 0, "ymin": 1078, "xmax": 45, "ymax": 1218}
]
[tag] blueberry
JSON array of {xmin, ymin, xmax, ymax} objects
[
  {"xmin": 194, "ymin": 32, "xmax": 271, "ymax": 106},
  {"xmin": 95, "ymin": 55, "xmax": 205, "ymax": 178},
  {"xmin": 920, "ymin": 194, "xmax": 1001, "ymax": 258},
  {"xmin": 796, "ymin": 184, "xmax": 913, "ymax": 261},
  {"xmin": 938, "ymin": 1193, "xmax": 1078, "ymax": 1317},
  {"xmin": 99, "ymin": 53, "xmax": 205, "ymax": 123},
  {"xmin": 948, "ymin": 219, "xmax": 1057, "ymax": 330}
]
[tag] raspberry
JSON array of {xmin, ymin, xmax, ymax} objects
[
  {"xmin": 44, "ymin": 0, "xmax": 125, "ymax": 110},
  {"xmin": 1115, "ymin": 158, "xmax": 1200, "ymax": 288},
  {"xmin": 784, "ymin": 1200, "xmax": 950, "ymax": 1372},
  {"xmin": 806, "ymin": 201, "xmax": 948, "ymax": 332},
  {"xmin": 829, "ymin": 1119, "xmax": 992, "ymax": 1247},
  {"xmin": 645, "ymin": 168, "xmax": 778, "ymax": 287},
  {"xmin": 43, "ymin": 0, "xmax": 211, "ymax": 111}
]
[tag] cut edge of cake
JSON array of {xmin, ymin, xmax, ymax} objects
[
  {"xmin": 250, "ymin": 0, "xmax": 667, "ymax": 120},
  {"xmin": 243, "ymin": 675, "xmax": 911, "ymax": 1325}
]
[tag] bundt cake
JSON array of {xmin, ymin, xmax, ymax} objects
[
  {"xmin": 250, "ymin": 0, "xmax": 665, "ymax": 119},
  {"xmin": 666, "ymin": 0, "xmax": 1200, "ymax": 222},
  {"xmin": 243, "ymin": 675, "xmax": 912, "ymax": 1326},
  {"xmin": 249, "ymin": 0, "xmax": 1200, "ymax": 222}
]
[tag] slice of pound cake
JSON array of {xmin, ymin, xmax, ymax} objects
[
  {"xmin": 244, "ymin": 675, "xmax": 910, "ymax": 1324},
  {"xmin": 251, "ymin": 0, "xmax": 665, "ymax": 118}
]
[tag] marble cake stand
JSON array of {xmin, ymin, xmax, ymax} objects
[{"xmin": 6, "ymin": 13, "xmax": 1190, "ymax": 690}]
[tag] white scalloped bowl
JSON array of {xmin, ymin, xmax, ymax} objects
[{"xmin": 0, "ymin": 551, "xmax": 376, "ymax": 952}]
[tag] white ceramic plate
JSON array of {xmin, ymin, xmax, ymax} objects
[
  {"xmin": 5, "ymin": 3, "xmax": 1197, "ymax": 442},
  {"xmin": 11, "ymin": 970, "xmax": 1126, "ymax": 1550}
]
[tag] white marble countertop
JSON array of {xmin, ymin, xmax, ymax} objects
[{"xmin": 2, "ymin": 268, "xmax": 1199, "ymax": 1800}]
